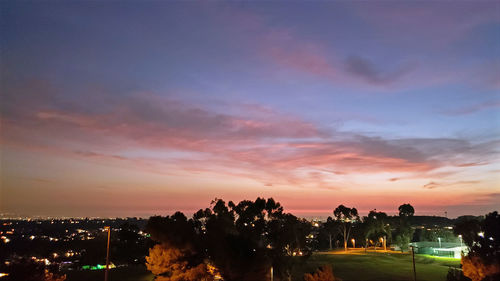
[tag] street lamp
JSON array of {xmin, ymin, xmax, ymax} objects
[
  {"xmin": 410, "ymin": 246, "xmax": 417, "ymax": 281},
  {"xmin": 438, "ymin": 237, "xmax": 442, "ymax": 248},
  {"xmin": 351, "ymin": 238, "xmax": 355, "ymax": 248},
  {"xmin": 458, "ymin": 235, "xmax": 463, "ymax": 249},
  {"xmin": 104, "ymin": 226, "xmax": 111, "ymax": 281}
]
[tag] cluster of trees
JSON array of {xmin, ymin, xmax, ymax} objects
[
  {"xmin": 141, "ymin": 198, "xmax": 499, "ymax": 281},
  {"xmin": 451, "ymin": 211, "xmax": 500, "ymax": 281},
  {"xmin": 145, "ymin": 198, "xmax": 312, "ymax": 281},
  {"xmin": 316, "ymin": 203, "xmax": 416, "ymax": 252},
  {"xmin": 144, "ymin": 199, "xmax": 421, "ymax": 281}
]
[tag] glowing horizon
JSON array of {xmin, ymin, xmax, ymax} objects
[{"xmin": 1, "ymin": 1, "xmax": 499, "ymax": 218}]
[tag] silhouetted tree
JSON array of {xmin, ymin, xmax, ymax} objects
[
  {"xmin": 333, "ymin": 205, "xmax": 359, "ymax": 251},
  {"xmin": 394, "ymin": 203, "xmax": 415, "ymax": 252},
  {"xmin": 461, "ymin": 212, "xmax": 500, "ymax": 281},
  {"xmin": 454, "ymin": 217, "xmax": 482, "ymax": 248},
  {"xmin": 398, "ymin": 203, "xmax": 415, "ymax": 217},
  {"xmin": 364, "ymin": 210, "xmax": 391, "ymax": 249},
  {"xmin": 114, "ymin": 222, "xmax": 148, "ymax": 264},
  {"xmin": 318, "ymin": 217, "xmax": 338, "ymax": 250}
]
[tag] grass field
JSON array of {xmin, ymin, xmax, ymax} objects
[
  {"xmin": 292, "ymin": 249, "xmax": 461, "ymax": 281},
  {"xmin": 64, "ymin": 250, "xmax": 461, "ymax": 281}
]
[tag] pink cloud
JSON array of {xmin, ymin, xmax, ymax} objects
[{"xmin": 2, "ymin": 80, "xmax": 498, "ymax": 190}]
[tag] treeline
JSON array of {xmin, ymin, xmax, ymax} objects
[
  {"xmin": 144, "ymin": 198, "xmax": 499, "ymax": 281},
  {"xmin": 145, "ymin": 198, "xmax": 310, "ymax": 281},
  {"xmin": 143, "ymin": 199, "xmax": 415, "ymax": 280}
]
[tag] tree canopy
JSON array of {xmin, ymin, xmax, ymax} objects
[
  {"xmin": 333, "ymin": 205, "xmax": 359, "ymax": 251},
  {"xmin": 145, "ymin": 198, "xmax": 311, "ymax": 281}
]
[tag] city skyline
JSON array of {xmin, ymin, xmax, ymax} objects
[{"xmin": 1, "ymin": 1, "xmax": 499, "ymax": 218}]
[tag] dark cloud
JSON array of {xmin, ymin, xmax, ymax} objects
[{"xmin": 344, "ymin": 56, "xmax": 415, "ymax": 85}]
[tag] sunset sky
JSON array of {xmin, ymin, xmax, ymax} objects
[{"xmin": 2, "ymin": 1, "xmax": 499, "ymax": 218}]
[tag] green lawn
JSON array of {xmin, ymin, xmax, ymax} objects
[
  {"xmin": 293, "ymin": 250, "xmax": 461, "ymax": 281},
  {"xmin": 64, "ymin": 251, "xmax": 461, "ymax": 281}
]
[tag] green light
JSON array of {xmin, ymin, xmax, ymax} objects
[{"xmin": 82, "ymin": 263, "xmax": 113, "ymax": 271}]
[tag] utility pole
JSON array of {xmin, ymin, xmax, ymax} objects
[
  {"xmin": 104, "ymin": 226, "xmax": 111, "ymax": 281},
  {"xmin": 411, "ymin": 245, "xmax": 416, "ymax": 281}
]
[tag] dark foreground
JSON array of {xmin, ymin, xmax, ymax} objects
[{"xmin": 65, "ymin": 250, "xmax": 460, "ymax": 281}]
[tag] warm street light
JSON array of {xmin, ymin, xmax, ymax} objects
[
  {"xmin": 351, "ymin": 238, "xmax": 355, "ymax": 248},
  {"xmin": 104, "ymin": 226, "xmax": 111, "ymax": 281}
]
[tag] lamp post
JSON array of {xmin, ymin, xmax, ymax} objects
[
  {"xmin": 438, "ymin": 237, "xmax": 441, "ymax": 248},
  {"xmin": 104, "ymin": 226, "xmax": 111, "ymax": 281},
  {"xmin": 410, "ymin": 245, "xmax": 416, "ymax": 281},
  {"xmin": 351, "ymin": 238, "xmax": 355, "ymax": 248}
]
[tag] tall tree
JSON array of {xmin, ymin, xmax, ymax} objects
[
  {"xmin": 319, "ymin": 217, "xmax": 338, "ymax": 250},
  {"xmin": 394, "ymin": 203, "xmax": 415, "ymax": 252},
  {"xmin": 333, "ymin": 205, "xmax": 359, "ymax": 251},
  {"xmin": 364, "ymin": 210, "xmax": 391, "ymax": 249}
]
